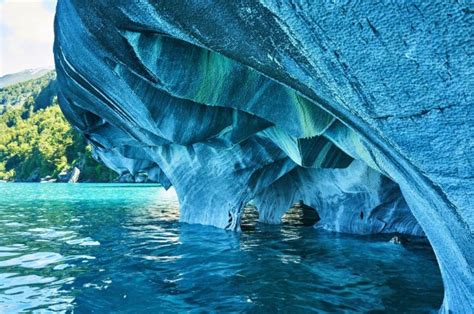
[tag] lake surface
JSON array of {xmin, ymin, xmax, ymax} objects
[{"xmin": 0, "ymin": 183, "xmax": 443, "ymax": 313}]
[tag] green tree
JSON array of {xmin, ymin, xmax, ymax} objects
[{"xmin": 0, "ymin": 72, "xmax": 118, "ymax": 182}]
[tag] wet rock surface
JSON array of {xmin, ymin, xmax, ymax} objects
[{"xmin": 54, "ymin": 1, "xmax": 473, "ymax": 312}]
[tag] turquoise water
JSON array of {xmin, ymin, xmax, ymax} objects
[{"xmin": 0, "ymin": 183, "xmax": 443, "ymax": 312}]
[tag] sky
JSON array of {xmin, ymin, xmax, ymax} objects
[{"xmin": 0, "ymin": 0, "xmax": 57, "ymax": 76}]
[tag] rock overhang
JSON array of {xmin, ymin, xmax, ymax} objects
[{"xmin": 54, "ymin": 1, "xmax": 473, "ymax": 312}]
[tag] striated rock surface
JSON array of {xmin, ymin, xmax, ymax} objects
[{"xmin": 54, "ymin": 1, "xmax": 473, "ymax": 312}]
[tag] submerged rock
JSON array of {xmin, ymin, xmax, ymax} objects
[{"xmin": 54, "ymin": 1, "xmax": 473, "ymax": 312}]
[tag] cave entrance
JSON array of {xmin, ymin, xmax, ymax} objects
[
  {"xmin": 240, "ymin": 201, "xmax": 320, "ymax": 231},
  {"xmin": 282, "ymin": 201, "xmax": 320, "ymax": 226}
]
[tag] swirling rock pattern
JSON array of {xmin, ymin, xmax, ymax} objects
[{"xmin": 54, "ymin": 1, "xmax": 473, "ymax": 312}]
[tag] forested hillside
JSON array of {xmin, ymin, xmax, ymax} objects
[
  {"xmin": 0, "ymin": 67, "xmax": 53, "ymax": 88},
  {"xmin": 0, "ymin": 71, "xmax": 118, "ymax": 182},
  {"xmin": 0, "ymin": 70, "xmax": 56, "ymax": 110}
]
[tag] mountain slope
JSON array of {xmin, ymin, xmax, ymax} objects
[
  {"xmin": 0, "ymin": 67, "xmax": 54, "ymax": 88},
  {"xmin": 0, "ymin": 70, "xmax": 57, "ymax": 111}
]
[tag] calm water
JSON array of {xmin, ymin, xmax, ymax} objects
[{"xmin": 0, "ymin": 183, "xmax": 443, "ymax": 313}]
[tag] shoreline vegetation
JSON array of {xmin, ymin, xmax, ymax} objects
[{"xmin": 0, "ymin": 70, "xmax": 122, "ymax": 183}]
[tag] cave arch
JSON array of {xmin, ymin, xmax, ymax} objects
[
  {"xmin": 284, "ymin": 201, "xmax": 320, "ymax": 227},
  {"xmin": 54, "ymin": 1, "xmax": 473, "ymax": 312}
]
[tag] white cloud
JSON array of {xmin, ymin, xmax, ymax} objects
[{"xmin": 0, "ymin": 0, "xmax": 57, "ymax": 75}]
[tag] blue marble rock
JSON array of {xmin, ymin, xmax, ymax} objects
[{"xmin": 54, "ymin": 1, "xmax": 473, "ymax": 312}]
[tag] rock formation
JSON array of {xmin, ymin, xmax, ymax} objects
[
  {"xmin": 54, "ymin": 1, "xmax": 473, "ymax": 312},
  {"xmin": 58, "ymin": 167, "xmax": 80, "ymax": 183}
]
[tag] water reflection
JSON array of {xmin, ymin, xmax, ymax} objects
[{"xmin": 0, "ymin": 183, "xmax": 443, "ymax": 312}]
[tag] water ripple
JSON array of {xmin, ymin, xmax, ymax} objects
[
  {"xmin": 0, "ymin": 252, "xmax": 63, "ymax": 269},
  {"xmin": 0, "ymin": 183, "xmax": 443, "ymax": 312}
]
